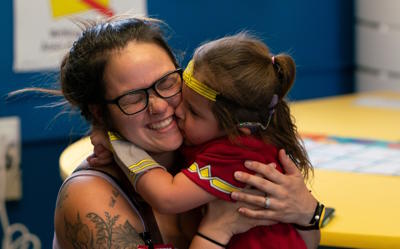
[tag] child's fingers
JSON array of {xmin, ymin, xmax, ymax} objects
[
  {"xmin": 93, "ymin": 144, "xmax": 107, "ymax": 155},
  {"xmin": 87, "ymin": 157, "xmax": 113, "ymax": 167},
  {"xmin": 90, "ymin": 128, "xmax": 111, "ymax": 149}
]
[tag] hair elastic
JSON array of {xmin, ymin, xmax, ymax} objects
[{"xmin": 196, "ymin": 232, "xmax": 226, "ymax": 248}]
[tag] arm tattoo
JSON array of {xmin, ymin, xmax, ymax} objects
[
  {"xmin": 109, "ymin": 188, "xmax": 120, "ymax": 208},
  {"xmin": 112, "ymin": 188, "xmax": 120, "ymax": 198},
  {"xmin": 64, "ymin": 212, "xmax": 143, "ymax": 249},
  {"xmin": 110, "ymin": 197, "xmax": 117, "ymax": 208},
  {"xmin": 57, "ymin": 184, "xmax": 70, "ymax": 210},
  {"xmin": 64, "ymin": 213, "xmax": 93, "ymax": 249}
]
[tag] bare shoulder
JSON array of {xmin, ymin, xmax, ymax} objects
[{"xmin": 54, "ymin": 173, "xmax": 145, "ymax": 249}]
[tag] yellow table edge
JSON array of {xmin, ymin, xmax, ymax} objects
[
  {"xmin": 294, "ymin": 91, "xmax": 400, "ymax": 248},
  {"xmin": 59, "ymin": 136, "xmax": 93, "ymax": 180}
]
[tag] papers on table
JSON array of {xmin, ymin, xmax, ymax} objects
[{"xmin": 303, "ymin": 135, "xmax": 400, "ymax": 175}]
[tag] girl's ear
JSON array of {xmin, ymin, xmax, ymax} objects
[
  {"xmin": 89, "ymin": 104, "xmax": 104, "ymax": 126},
  {"xmin": 238, "ymin": 127, "xmax": 252, "ymax": 135}
]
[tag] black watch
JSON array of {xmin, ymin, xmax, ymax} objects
[{"xmin": 294, "ymin": 202, "xmax": 325, "ymax": 230}]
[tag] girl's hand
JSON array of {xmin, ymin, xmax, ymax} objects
[
  {"xmin": 231, "ymin": 149, "xmax": 318, "ymax": 226},
  {"xmin": 86, "ymin": 127, "xmax": 114, "ymax": 167}
]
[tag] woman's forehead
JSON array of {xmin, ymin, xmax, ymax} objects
[{"xmin": 104, "ymin": 42, "xmax": 176, "ymax": 96}]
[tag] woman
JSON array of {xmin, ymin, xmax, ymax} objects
[{"xmin": 49, "ymin": 16, "xmax": 320, "ymax": 248}]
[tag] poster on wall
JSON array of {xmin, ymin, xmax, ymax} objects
[{"xmin": 13, "ymin": 0, "xmax": 146, "ymax": 72}]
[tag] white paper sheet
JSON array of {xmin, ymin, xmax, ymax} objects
[{"xmin": 303, "ymin": 136, "xmax": 400, "ymax": 175}]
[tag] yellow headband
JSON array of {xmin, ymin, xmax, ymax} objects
[{"xmin": 183, "ymin": 60, "xmax": 219, "ymax": 102}]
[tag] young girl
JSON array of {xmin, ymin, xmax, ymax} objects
[{"xmin": 104, "ymin": 32, "xmax": 314, "ymax": 248}]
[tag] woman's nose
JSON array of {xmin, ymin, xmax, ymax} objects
[{"xmin": 148, "ymin": 94, "xmax": 168, "ymax": 115}]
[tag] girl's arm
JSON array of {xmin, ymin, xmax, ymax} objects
[
  {"xmin": 136, "ymin": 169, "xmax": 216, "ymax": 214},
  {"xmin": 110, "ymin": 132, "xmax": 216, "ymax": 214},
  {"xmin": 89, "ymin": 129, "xmax": 216, "ymax": 214}
]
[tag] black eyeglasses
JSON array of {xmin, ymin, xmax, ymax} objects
[{"xmin": 105, "ymin": 68, "xmax": 183, "ymax": 115}]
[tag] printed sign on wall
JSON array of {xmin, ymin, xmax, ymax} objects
[{"xmin": 13, "ymin": 0, "xmax": 146, "ymax": 72}]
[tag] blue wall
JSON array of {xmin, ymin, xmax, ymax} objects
[{"xmin": 0, "ymin": 1, "xmax": 354, "ymax": 248}]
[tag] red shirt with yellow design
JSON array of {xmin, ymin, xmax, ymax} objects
[{"xmin": 181, "ymin": 136, "xmax": 306, "ymax": 249}]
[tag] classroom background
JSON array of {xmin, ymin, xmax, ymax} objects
[{"xmin": 1, "ymin": 0, "xmax": 399, "ymax": 248}]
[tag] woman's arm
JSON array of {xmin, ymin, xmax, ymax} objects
[
  {"xmin": 54, "ymin": 175, "xmax": 146, "ymax": 249},
  {"xmin": 231, "ymin": 149, "xmax": 320, "ymax": 249},
  {"xmin": 190, "ymin": 198, "xmax": 277, "ymax": 249}
]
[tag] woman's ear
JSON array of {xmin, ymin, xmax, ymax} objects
[{"xmin": 89, "ymin": 104, "xmax": 104, "ymax": 126}]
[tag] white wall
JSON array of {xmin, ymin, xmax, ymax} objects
[{"xmin": 356, "ymin": 0, "xmax": 400, "ymax": 91}]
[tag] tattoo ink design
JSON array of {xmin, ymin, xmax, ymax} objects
[
  {"xmin": 65, "ymin": 212, "xmax": 144, "ymax": 249},
  {"xmin": 110, "ymin": 188, "xmax": 120, "ymax": 208},
  {"xmin": 112, "ymin": 188, "xmax": 120, "ymax": 198},
  {"xmin": 57, "ymin": 184, "xmax": 70, "ymax": 210},
  {"xmin": 110, "ymin": 198, "xmax": 117, "ymax": 208},
  {"xmin": 86, "ymin": 212, "xmax": 119, "ymax": 248},
  {"xmin": 112, "ymin": 221, "xmax": 143, "ymax": 249},
  {"xmin": 65, "ymin": 213, "xmax": 94, "ymax": 249}
]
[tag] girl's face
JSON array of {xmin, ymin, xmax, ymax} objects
[
  {"xmin": 104, "ymin": 41, "xmax": 183, "ymax": 153},
  {"xmin": 175, "ymin": 83, "xmax": 225, "ymax": 146}
]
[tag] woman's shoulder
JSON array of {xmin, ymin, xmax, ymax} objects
[{"xmin": 54, "ymin": 167, "xmax": 146, "ymax": 248}]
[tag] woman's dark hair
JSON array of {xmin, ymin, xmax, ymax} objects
[
  {"xmin": 191, "ymin": 32, "xmax": 312, "ymax": 178},
  {"xmin": 62, "ymin": 16, "xmax": 178, "ymax": 129}
]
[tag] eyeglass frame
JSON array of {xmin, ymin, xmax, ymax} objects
[{"xmin": 104, "ymin": 68, "xmax": 183, "ymax": 115}]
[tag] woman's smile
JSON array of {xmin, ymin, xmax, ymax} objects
[{"xmin": 148, "ymin": 116, "xmax": 175, "ymax": 131}]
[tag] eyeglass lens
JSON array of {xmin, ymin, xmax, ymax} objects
[{"xmin": 118, "ymin": 70, "xmax": 182, "ymax": 115}]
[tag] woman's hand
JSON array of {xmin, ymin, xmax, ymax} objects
[
  {"xmin": 86, "ymin": 127, "xmax": 114, "ymax": 167},
  {"xmin": 231, "ymin": 149, "xmax": 318, "ymax": 226},
  {"xmin": 196, "ymin": 198, "xmax": 277, "ymax": 246}
]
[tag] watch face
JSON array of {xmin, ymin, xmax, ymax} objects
[{"xmin": 321, "ymin": 207, "xmax": 335, "ymax": 227}]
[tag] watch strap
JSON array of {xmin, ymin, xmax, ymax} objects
[{"xmin": 294, "ymin": 202, "xmax": 325, "ymax": 230}]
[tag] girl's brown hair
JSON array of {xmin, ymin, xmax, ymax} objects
[{"xmin": 191, "ymin": 32, "xmax": 312, "ymax": 178}]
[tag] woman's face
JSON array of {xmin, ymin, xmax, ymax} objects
[{"xmin": 103, "ymin": 41, "xmax": 183, "ymax": 153}]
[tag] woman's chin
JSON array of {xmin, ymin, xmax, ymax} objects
[{"xmin": 156, "ymin": 133, "xmax": 183, "ymax": 152}]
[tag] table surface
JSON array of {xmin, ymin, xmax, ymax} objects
[
  {"xmin": 60, "ymin": 91, "xmax": 400, "ymax": 249},
  {"xmin": 290, "ymin": 91, "xmax": 400, "ymax": 249}
]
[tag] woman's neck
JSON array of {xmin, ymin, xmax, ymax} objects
[{"xmin": 149, "ymin": 151, "xmax": 176, "ymax": 170}]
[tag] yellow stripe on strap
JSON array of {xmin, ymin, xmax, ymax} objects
[
  {"xmin": 128, "ymin": 158, "xmax": 156, "ymax": 168},
  {"xmin": 183, "ymin": 60, "xmax": 219, "ymax": 102},
  {"xmin": 108, "ymin": 131, "xmax": 122, "ymax": 141},
  {"xmin": 129, "ymin": 162, "xmax": 159, "ymax": 173}
]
